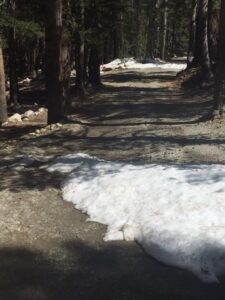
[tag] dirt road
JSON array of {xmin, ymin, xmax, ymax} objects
[{"xmin": 0, "ymin": 69, "xmax": 225, "ymax": 299}]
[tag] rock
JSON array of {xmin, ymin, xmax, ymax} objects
[
  {"xmin": 212, "ymin": 110, "xmax": 219, "ymax": 116},
  {"xmin": 71, "ymin": 70, "xmax": 76, "ymax": 77},
  {"xmin": 36, "ymin": 129, "xmax": 41, "ymax": 134},
  {"xmin": 102, "ymin": 67, "xmax": 113, "ymax": 72},
  {"xmin": 43, "ymin": 123, "xmax": 62, "ymax": 131},
  {"xmin": 29, "ymin": 132, "xmax": 36, "ymax": 136},
  {"xmin": 23, "ymin": 110, "xmax": 34, "ymax": 118},
  {"xmin": 38, "ymin": 107, "xmax": 47, "ymax": 113},
  {"xmin": 50, "ymin": 124, "xmax": 57, "ymax": 130},
  {"xmin": 40, "ymin": 128, "xmax": 47, "ymax": 134},
  {"xmin": 211, "ymin": 110, "xmax": 222, "ymax": 121},
  {"xmin": 22, "ymin": 117, "xmax": 29, "ymax": 121},
  {"xmin": 21, "ymin": 77, "xmax": 31, "ymax": 84},
  {"xmin": 14, "ymin": 166, "xmax": 25, "ymax": 171},
  {"xmin": 8, "ymin": 113, "xmax": 22, "ymax": 123}
]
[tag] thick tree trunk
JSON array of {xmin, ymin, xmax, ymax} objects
[
  {"xmin": 214, "ymin": 0, "xmax": 225, "ymax": 115},
  {"xmin": 45, "ymin": 0, "xmax": 70, "ymax": 124},
  {"xmin": 0, "ymin": 47, "xmax": 8, "ymax": 124}
]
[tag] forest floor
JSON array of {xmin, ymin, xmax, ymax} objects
[{"xmin": 1, "ymin": 68, "xmax": 225, "ymax": 299}]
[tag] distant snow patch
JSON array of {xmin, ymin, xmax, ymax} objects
[
  {"xmin": 47, "ymin": 153, "xmax": 225, "ymax": 283},
  {"xmin": 101, "ymin": 58, "xmax": 187, "ymax": 72}
]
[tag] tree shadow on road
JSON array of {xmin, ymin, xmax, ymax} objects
[{"xmin": 0, "ymin": 240, "xmax": 224, "ymax": 300}]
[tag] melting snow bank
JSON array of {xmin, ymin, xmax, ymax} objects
[
  {"xmin": 101, "ymin": 58, "xmax": 187, "ymax": 72},
  {"xmin": 47, "ymin": 154, "xmax": 225, "ymax": 283}
]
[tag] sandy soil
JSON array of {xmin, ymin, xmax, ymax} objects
[{"xmin": 0, "ymin": 69, "xmax": 225, "ymax": 299}]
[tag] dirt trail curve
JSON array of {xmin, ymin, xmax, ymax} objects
[{"xmin": 0, "ymin": 69, "xmax": 225, "ymax": 299}]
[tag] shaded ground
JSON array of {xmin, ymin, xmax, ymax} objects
[{"xmin": 1, "ymin": 68, "xmax": 225, "ymax": 299}]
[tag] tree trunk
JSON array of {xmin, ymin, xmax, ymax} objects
[
  {"xmin": 198, "ymin": 0, "xmax": 213, "ymax": 80},
  {"xmin": 75, "ymin": 31, "xmax": 85, "ymax": 97},
  {"xmin": 73, "ymin": 0, "xmax": 85, "ymax": 98},
  {"xmin": 119, "ymin": 0, "xmax": 125, "ymax": 57},
  {"xmin": 45, "ymin": 0, "xmax": 69, "ymax": 124},
  {"xmin": 88, "ymin": 45, "xmax": 101, "ymax": 88},
  {"xmin": 161, "ymin": 0, "xmax": 168, "ymax": 60},
  {"xmin": 214, "ymin": 0, "xmax": 225, "ymax": 115},
  {"xmin": 187, "ymin": 0, "xmax": 198, "ymax": 66},
  {"xmin": 8, "ymin": 0, "xmax": 19, "ymax": 105},
  {"xmin": 0, "ymin": 47, "xmax": 8, "ymax": 124},
  {"xmin": 134, "ymin": 0, "xmax": 140, "ymax": 57},
  {"xmin": 34, "ymin": 39, "xmax": 43, "ymax": 75},
  {"xmin": 62, "ymin": 42, "xmax": 71, "ymax": 109},
  {"xmin": 83, "ymin": 45, "xmax": 89, "ymax": 84},
  {"xmin": 208, "ymin": 2, "xmax": 219, "ymax": 62},
  {"xmin": 113, "ymin": 30, "xmax": 119, "ymax": 59},
  {"xmin": 207, "ymin": 0, "xmax": 213, "ymax": 58},
  {"xmin": 146, "ymin": 3, "xmax": 154, "ymax": 57}
]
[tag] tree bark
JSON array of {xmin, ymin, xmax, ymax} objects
[
  {"xmin": 88, "ymin": 45, "xmax": 101, "ymax": 88},
  {"xmin": 45, "ymin": 0, "xmax": 69, "ymax": 124},
  {"xmin": 8, "ymin": 0, "xmax": 19, "ymax": 105},
  {"xmin": 187, "ymin": 0, "xmax": 198, "ymax": 66},
  {"xmin": 198, "ymin": 0, "xmax": 213, "ymax": 80},
  {"xmin": 208, "ymin": 3, "xmax": 219, "ymax": 62},
  {"xmin": 161, "ymin": 0, "xmax": 168, "ymax": 60},
  {"xmin": 0, "ymin": 47, "xmax": 8, "ymax": 124},
  {"xmin": 214, "ymin": 0, "xmax": 225, "ymax": 115},
  {"xmin": 146, "ymin": 2, "xmax": 154, "ymax": 57},
  {"xmin": 62, "ymin": 41, "xmax": 71, "ymax": 109},
  {"xmin": 75, "ymin": 30, "xmax": 85, "ymax": 96}
]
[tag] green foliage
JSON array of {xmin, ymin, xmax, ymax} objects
[
  {"xmin": 0, "ymin": 0, "xmax": 222, "ymax": 70},
  {"xmin": 0, "ymin": 0, "xmax": 44, "ymax": 47}
]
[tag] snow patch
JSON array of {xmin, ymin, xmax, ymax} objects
[
  {"xmin": 47, "ymin": 154, "xmax": 225, "ymax": 283},
  {"xmin": 102, "ymin": 58, "xmax": 187, "ymax": 72}
]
